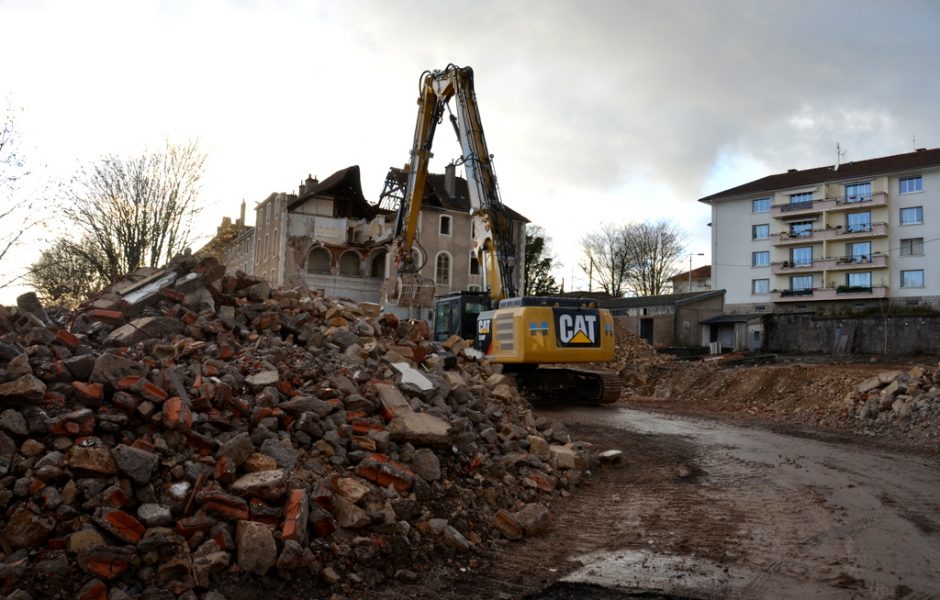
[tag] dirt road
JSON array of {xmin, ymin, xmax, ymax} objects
[{"xmin": 398, "ymin": 406, "xmax": 940, "ymax": 600}]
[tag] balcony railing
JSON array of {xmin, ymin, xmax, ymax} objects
[
  {"xmin": 771, "ymin": 285, "xmax": 888, "ymax": 302},
  {"xmin": 770, "ymin": 191, "xmax": 887, "ymax": 219},
  {"xmin": 771, "ymin": 222, "xmax": 888, "ymax": 245}
]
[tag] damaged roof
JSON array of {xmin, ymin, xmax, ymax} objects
[
  {"xmin": 288, "ymin": 165, "xmax": 377, "ymax": 220},
  {"xmin": 386, "ymin": 167, "xmax": 529, "ymax": 223},
  {"xmin": 699, "ymin": 148, "xmax": 940, "ymax": 204}
]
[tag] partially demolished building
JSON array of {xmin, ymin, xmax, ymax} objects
[{"xmin": 220, "ymin": 165, "xmax": 528, "ymax": 309}]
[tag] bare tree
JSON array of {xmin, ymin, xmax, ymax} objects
[
  {"xmin": 59, "ymin": 141, "xmax": 206, "ymax": 284},
  {"xmin": 580, "ymin": 223, "xmax": 631, "ymax": 296},
  {"xmin": 27, "ymin": 238, "xmax": 108, "ymax": 308},
  {"xmin": 622, "ymin": 221, "xmax": 685, "ymax": 296},
  {"xmin": 524, "ymin": 225, "xmax": 560, "ymax": 295},
  {"xmin": 581, "ymin": 220, "xmax": 685, "ymax": 297},
  {"xmin": 0, "ymin": 101, "xmax": 41, "ymax": 289}
]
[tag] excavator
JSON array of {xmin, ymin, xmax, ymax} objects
[{"xmin": 386, "ymin": 64, "xmax": 621, "ymax": 404}]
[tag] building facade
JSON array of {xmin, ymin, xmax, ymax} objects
[
  {"xmin": 700, "ymin": 148, "xmax": 940, "ymax": 314},
  {"xmin": 221, "ymin": 165, "xmax": 527, "ymax": 310}
]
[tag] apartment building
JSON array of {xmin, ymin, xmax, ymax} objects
[{"xmin": 700, "ymin": 148, "xmax": 940, "ymax": 314}]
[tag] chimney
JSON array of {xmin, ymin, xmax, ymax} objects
[
  {"xmin": 237, "ymin": 199, "xmax": 246, "ymax": 227},
  {"xmin": 444, "ymin": 162, "xmax": 456, "ymax": 198}
]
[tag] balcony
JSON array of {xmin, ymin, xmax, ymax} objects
[
  {"xmin": 771, "ymin": 285, "xmax": 888, "ymax": 302},
  {"xmin": 814, "ymin": 254, "xmax": 888, "ymax": 272},
  {"xmin": 770, "ymin": 191, "xmax": 887, "ymax": 219},
  {"xmin": 825, "ymin": 191, "xmax": 888, "ymax": 214},
  {"xmin": 771, "ymin": 261, "xmax": 821, "ymax": 275},
  {"xmin": 771, "ymin": 222, "xmax": 888, "ymax": 246}
]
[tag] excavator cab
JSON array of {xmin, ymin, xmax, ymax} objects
[{"xmin": 432, "ymin": 291, "xmax": 491, "ymax": 342}]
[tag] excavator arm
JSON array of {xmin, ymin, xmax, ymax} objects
[{"xmin": 389, "ymin": 65, "xmax": 517, "ymax": 307}]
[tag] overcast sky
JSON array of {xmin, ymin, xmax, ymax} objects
[{"xmin": 2, "ymin": 0, "xmax": 939, "ymax": 302}]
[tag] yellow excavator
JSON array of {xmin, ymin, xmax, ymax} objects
[{"xmin": 387, "ymin": 64, "xmax": 621, "ymax": 404}]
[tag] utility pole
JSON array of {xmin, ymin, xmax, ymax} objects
[{"xmin": 688, "ymin": 252, "xmax": 704, "ymax": 292}]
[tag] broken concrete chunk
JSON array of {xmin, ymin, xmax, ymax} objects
[
  {"xmin": 0, "ymin": 375, "xmax": 46, "ymax": 405},
  {"xmin": 231, "ymin": 469, "xmax": 287, "ymax": 500},
  {"xmin": 235, "ymin": 521, "xmax": 277, "ymax": 576},
  {"xmin": 392, "ymin": 362, "xmax": 434, "ymax": 392}
]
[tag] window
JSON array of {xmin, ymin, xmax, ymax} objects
[
  {"xmin": 439, "ymin": 215, "xmax": 452, "ymax": 236},
  {"xmin": 846, "ymin": 272, "xmax": 871, "ymax": 288},
  {"xmin": 272, "ymin": 229, "xmax": 278, "ymax": 256},
  {"xmin": 844, "ymin": 182, "xmax": 872, "ymax": 203},
  {"xmin": 789, "ymin": 221, "xmax": 813, "ymax": 238},
  {"xmin": 752, "ymin": 251, "xmax": 770, "ymax": 267},
  {"xmin": 790, "ymin": 246, "xmax": 813, "ymax": 266},
  {"xmin": 900, "ymin": 176, "xmax": 923, "ymax": 194},
  {"xmin": 752, "ymin": 278, "xmax": 769, "ymax": 295},
  {"xmin": 469, "ymin": 252, "xmax": 480, "ymax": 276},
  {"xmin": 848, "ymin": 241, "xmax": 871, "ymax": 263},
  {"xmin": 900, "ymin": 237, "xmax": 924, "ymax": 256},
  {"xmin": 846, "ymin": 211, "xmax": 871, "ymax": 233},
  {"xmin": 264, "ymin": 234, "xmax": 270, "ymax": 257},
  {"xmin": 255, "ymin": 238, "xmax": 261, "ymax": 263},
  {"xmin": 435, "ymin": 253, "xmax": 451, "ymax": 285},
  {"xmin": 900, "ymin": 206, "xmax": 923, "ymax": 225},
  {"xmin": 274, "ymin": 196, "xmax": 280, "ymax": 218},
  {"xmin": 901, "ymin": 269, "xmax": 925, "ymax": 288},
  {"xmin": 265, "ymin": 203, "xmax": 271, "ymax": 224},
  {"xmin": 339, "ymin": 251, "xmax": 361, "ymax": 276},
  {"xmin": 752, "ymin": 197, "xmax": 771, "ymax": 213},
  {"xmin": 790, "ymin": 275, "xmax": 813, "ymax": 291},
  {"xmin": 789, "ymin": 192, "xmax": 813, "ymax": 204},
  {"xmin": 752, "ymin": 224, "xmax": 770, "ymax": 240},
  {"xmin": 370, "ymin": 251, "xmax": 387, "ymax": 278},
  {"xmin": 307, "ymin": 248, "xmax": 331, "ymax": 273}
]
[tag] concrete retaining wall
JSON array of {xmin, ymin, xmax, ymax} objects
[{"xmin": 765, "ymin": 313, "xmax": 940, "ymax": 356}]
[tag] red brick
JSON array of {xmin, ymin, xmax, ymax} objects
[
  {"xmin": 101, "ymin": 510, "xmax": 146, "ymax": 543},
  {"xmin": 88, "ymin": 309, "xmax": 124, "ymax": 325},
  {"xmin": 204, "ymin": 500, "xmax": 249, "ymax": 521},
  {"xmin": 355, "ymin": 453, "xmax": 416, "ymax": 492},
  {"xmin": 281, "ymin": 489, "xmax": 308, "ymax": 544},
  {"xmin": 72, "ymin": 381, "xmax": 104, "ymax": 403},
  {"xmin": 163, "ymin": 396, "xmax": 193, "ymax": 431},
  {"xmin": 77, "ymin": 578, "xmax": 108, "ymax": 600},
  {"xmin": 55, "ymin": 329, "xmax": 80, "ymax": 349},
  {"xmin": 160, "ymin": 287, "xmax": 187, "ymax": 303},
  {"xmin": 176, "ymin": 514, "xmax": 217, "ymax": 538}
]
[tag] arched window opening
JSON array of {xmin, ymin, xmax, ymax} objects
[
  {"xmin": 370, "ymin": 251, "xmax": 387, "ymax": 278},
  {"xmin": 339, "ymin": 251, "xmax": 361, "ymax": 276},
  {"xmin": 307, "ymin": 247, "xmax": 331, "ymax": 274},
  {"xmin": 435, "ymin": 252, "xmax": 451, "ymax": 285}
]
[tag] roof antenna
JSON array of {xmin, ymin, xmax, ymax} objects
[{"xmin": 835, "ymin": 143, "xmax": 846, "ymax": 171}]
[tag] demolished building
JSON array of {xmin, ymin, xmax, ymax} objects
[{"xmin": 220, "ymin": 165, "xmax": 528, "ymax": 316}]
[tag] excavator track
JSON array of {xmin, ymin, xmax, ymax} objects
[{"xmin": 513, "ymin": 367, "xmax": 623, "ymax": 405}]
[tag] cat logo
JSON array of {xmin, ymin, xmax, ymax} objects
[
  {"xmin": 478, "ymin": 318, "xmax": 491, "ymax": 335},
  {"xmin": 555, "ymin": 310, "xmax": 599, "ymax": 347}
]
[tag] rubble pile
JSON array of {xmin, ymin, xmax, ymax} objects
[
  {"xmin": 0, "ymin": 256, "xmax": 593, "ymax": 600},
  {"xmin": 608, "ymin": 322, "xmax": 670, "ymax": 393},
  {"xmin": 843, "ymin": 365, "xmax": 940, "ymax": 434}
]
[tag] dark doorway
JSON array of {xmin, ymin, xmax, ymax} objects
[{"xmin": 640, "ymin": 318, "xmax": 654, "ymax": 344}]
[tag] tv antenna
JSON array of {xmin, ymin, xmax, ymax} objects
[{"xmin": 835, "ymin": 143, "xmax": 846, "ymax": 170}]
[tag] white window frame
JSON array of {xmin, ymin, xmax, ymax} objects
[
  {"xmin": 790, "ymin": 246, "xmax": 813, "ymax": 266},
  {"xmin": 846, "ymin": 271, "xmax": 872, "ymax": 288},
  {"xmin": 789, "ymin": 191, "xmax": 813, "ymax": 204},
  {"xmin": 790, "ymin": 275, "xmax": 813, "ymax": 291},
  {"xmin": 469, "ymin": 251, "xmax": 480, "ymax": 276},
  {"xmin": 752, "ymin": 224, "xmax": 770, "ymax": 240},
  {"xmin": 266, "ymin": 203, "xmax": 271, "ymax": 224},
  {"xmin": 899, "ymin": 176, "xmax": 923, "ymax": 195},
  {"xmin": 900, "ymin": 237, "xmax": 924, "ymax": 257},
  {"xmin": 752, "ymin": 251, "xmax": 770, "ymax": 267},
  {"xmin": 272, "ymin": 229, "xmax": 278, "ymax": 257},
  {"xmin": 846, "ymin": 211, "xmax": 872, "ymax": 233},
  {"xmin": 901, "ymin": 269, "xmax": 925, "ymax": 288},
  {"xmin": 435, "ymin": 251, "xmax": 452, "ymax": 285},
  {"xmin": 752, "ymin": 197, "xmax": 771, "ymax": 213},
  {"xmin": 439, "ymin": 214, "xmax": 452, "ymax": 236},
  {"xmin": 751, "ymin": 278, "xmax": 769, "ymax": 295},
  {"xmin": 900, "ymin": 206, "xmax": 923, "ymax": 225},
  {"xmin": 844, "ymin": 181, "xmax": 872, "ymax": 203}
]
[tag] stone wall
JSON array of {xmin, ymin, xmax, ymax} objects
[{"xmin": 764, "ymin": 313, "xmax": 940, "ymax": 356}]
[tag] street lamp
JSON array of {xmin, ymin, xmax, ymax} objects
[{"xmin": 688, "ymin": 253, "xmax": 704, "ymax": 291}]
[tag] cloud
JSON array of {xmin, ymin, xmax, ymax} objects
[{"xmin": 1, "ymin": 0, "xmax": 939, "ymax": 300}]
